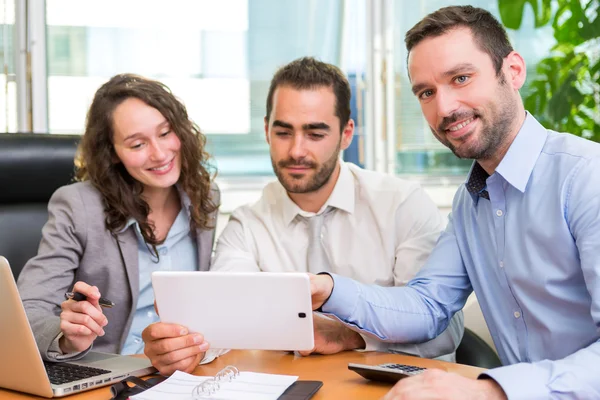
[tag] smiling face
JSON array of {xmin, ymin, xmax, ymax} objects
[
  {"xmin": 409, "ymin": 27, "xmax": 522, "ymax": 161},
  {"xmin": 112, "ymin": 97, "xmax": 182, "ymax": 196},
  {"xmin": 265, "ymin": 85, "xmax": 353, "ymax": 194}
]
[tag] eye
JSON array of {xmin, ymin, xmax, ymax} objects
[
  {"xmin": 419, "ymin": 89, "xmax": 434, "ymax": 100},
  {"xmin": 159, "ymin": 130, "xmax": 171, "ymax": 137},
  {"xmin": 455, "ymin": 75, "xmax": 469, "ymax": 84},
  {"xmin": 275, "ymin": 131, "xmax": 291, "ymax": 137},
  {"xmin": 130, "ymin": 142, "xmax": 144, "ymax": 150},
  {"xmin": 308, "ymin": 133, "xmax": 326, "ymax": 140}
]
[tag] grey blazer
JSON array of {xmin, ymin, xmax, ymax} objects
[{"xmin": 17, "ymin": 181, "xmax": 220, "ymax": 360}]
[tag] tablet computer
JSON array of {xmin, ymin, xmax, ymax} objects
[{"xmin": 151, "ymin": 271, "xmax": 314, "ymax": 351}]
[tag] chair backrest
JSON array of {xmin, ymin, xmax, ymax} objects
[
  {"xmin": 0, "ymin": 133, "xmax": 80, "ymax": 279},
  {"xmin": 455, "ymin": 327, "xmax": 502, "ymax": 369}
]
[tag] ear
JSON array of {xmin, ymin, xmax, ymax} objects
[
  {"xmin": 503, "ymin": 51, "xmax": 527, "ymax": 90},
  {"xmin": 340, "ymin": 119, "xmax": 355, "ymax": 151},
  {"xmin": 264, "ymin": 116, "xmax": 270, "ymax": 145}
]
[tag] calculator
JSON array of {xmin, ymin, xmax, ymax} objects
[{"xmin": 348, "ymin": 363, "xmax": 427, "ymax": 383}]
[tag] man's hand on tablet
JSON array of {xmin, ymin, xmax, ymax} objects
[
  {"xmin": 142, "ymin": 322, "xmax": 209, "ymax": 375},
  {"xmin": 309, "ymin": 273, "xmax": 334, "ymax": 310}
]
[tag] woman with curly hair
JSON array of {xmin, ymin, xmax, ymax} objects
[{"xmin": 17, "ymin": 74, "xmax": 220, "ymax": 370}]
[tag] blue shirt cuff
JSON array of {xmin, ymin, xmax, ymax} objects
[
  {"xmin": 320, "ymin": 274, "xmax": 360, "ymax": 321},
  {"xmin": 482, "ymin": 363, "xmax": 549, "ymax": 400}
]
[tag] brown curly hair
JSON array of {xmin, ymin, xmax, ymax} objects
[{"xmin": 75, "ymin": 73, "xmax": 218, "ymax": 248}]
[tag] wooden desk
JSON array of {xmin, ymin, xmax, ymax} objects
[{"xmin": 0, "ymin": 351, "xmax": 485, "ymax": 399}]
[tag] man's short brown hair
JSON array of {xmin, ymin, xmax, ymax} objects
[
  {"xmin": 405, "ymin": 5, "xmax": 513, "ymax": 76},
  {"xmin": 266, "ymin": 57, "xmax": 351, "ymax": 131}
]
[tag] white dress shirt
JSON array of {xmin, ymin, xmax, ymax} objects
[{"xmin": 212, "ymin": 161, "xmax": 463, "ymax": 359}]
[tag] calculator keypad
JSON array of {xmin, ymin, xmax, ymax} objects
[{"xmin": 379, "ymin": 363, "xmax": 426, "ymax": 375}]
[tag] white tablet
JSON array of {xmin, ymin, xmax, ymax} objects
[{"xmin": 151, "ymin": 271, "xmax": 315, "ymax": 351}]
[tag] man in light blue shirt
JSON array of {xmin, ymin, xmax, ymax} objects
[{"xmin": 311, "ymin": 6, "xmax": 600, "ymax": 400}]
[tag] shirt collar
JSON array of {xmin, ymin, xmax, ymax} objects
[
  {"xmin": 118, "ymin": 217, "xmax": 137, "ymax": 234},
  {"xmin": 280, "ymin": 161, "xmax": 356, "ymax": 226},
  {"xmin": 464, "ymin": 112, "xmax": 548, "ymax": 203},
  {"xmin": 495, "ymin": 112, "xmax": 547, "ymax": 193},
  {"xmin": 116, "ymin": 184, "xmax": 193, "ymax": 233}
]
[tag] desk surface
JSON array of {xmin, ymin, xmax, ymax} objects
[{"xmin": 0, "ymin": 350, "xmax": 485, "ymax": 399}]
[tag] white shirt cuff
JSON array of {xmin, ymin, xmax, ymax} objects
[
  {"xmin": 200, "ymin": 348, "xmax": 230, "ymax": 365},
  {"xmin": 356, "ymin": 332, "xmax": 385, "ymax": 352}
]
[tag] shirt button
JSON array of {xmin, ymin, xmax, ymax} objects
[
  {"xmin": 147, "ymin": 311, "xmax": 154, "ymax": 318},
  {"xmin": 496, "ymin": 210, "xmax": 503, "ymax": 217},
  {"xmin": 159, "ymin": 248, "xmax": 168, "ymax": 255},
  {"xmin": 320, "ymin": 233, "xmax": 324, "ymax": 240},
  {"xmin": 499, "ymin": 261, "xmax": 504, "ymax": 268},
  {"xmin": 134, "ymin": 338, "xmax": 141, "ymax": 344},
  {"xmin": 514, "ymin": 311, "xmax": 521, "ymax": 319}
]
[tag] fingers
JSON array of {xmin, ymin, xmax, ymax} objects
[
  {"xmin": 381, "ymin": 370, "xmax": 445, "ymax": 400},
  {"xmin": 59, "ymin": 307, "xmax": 106, "ymax": 353},
  {"xmin": 62, "ymin": 297, "xmax": 107, "ymax": 331},
  {"xmin": 154, "ymin": 352, "xmax": 205, "ymax": 376},
  {"xmin": 382, "ymin": 377, "xmax": 414, "ymax": 400},
  {"xmin": 143, "ymin": 323, "xmax": 209, "ymax": 375},
  {"xmin": 297, "ymin": 349, "xmax": 314, "ymax": 357},
  {"xmin": 71, "ymin": 281, "xmax": 102, "ymax": 308},
  {"xmin": 142, "ymin": 322, "xmax": 191, "ymax": 343},
  {"xmin": 149, "ymin": 344, "xmax": 207, "ymax": 374},
  {"xmin": 60, "ymin": 308, "xmax": 106, "ymax": 337},
  {"xmin": 309, "ymin": 274, "xmax": 334, "ymax": 310},
  {"xmin": 60, "ymin": 281, "xmax": 107, "ymax": 347},
  {"xmin": 144, "ymin": 328, "xmax": 208, "ymax": 356},
  {"xmin": 308, "ymin": 274, "xmax": 322, "ymax": 299}
]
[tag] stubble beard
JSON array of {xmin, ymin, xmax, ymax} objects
[
  {"xmin": 271, "ymin": 142, "xmax": 341, "ymax": 194},
  {"xmin": 432, "ymin": 76, "xmax": 518, "ymax": 161}
]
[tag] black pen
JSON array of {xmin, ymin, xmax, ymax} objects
[{"xmin": 64, "ymin": 292, "xmax": 115, "ymax": 308}]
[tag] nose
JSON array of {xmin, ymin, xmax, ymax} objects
[
  {"xmin": 149, "ymin": 140, "xmax": 167, "ymax": 162},
  {"xmin": 435, "ymin": 87, "xmax": 460, "ymax": 118},
  {"xmin": 289, "ymin": 134, "xmax": 308, "ymax": 160}
]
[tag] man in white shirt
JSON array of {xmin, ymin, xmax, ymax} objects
[
  {"xmin": 213, "ymin": 57, "xmax": 463, "ymax": 356},
  {"xmin": 142, "ymin": 57, "xmax": 463, "ymax": 375}
]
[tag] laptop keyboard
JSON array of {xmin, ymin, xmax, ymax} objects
[{"xmin": 44, "ymin": 362, "xmax": 111, "ymax": 385}]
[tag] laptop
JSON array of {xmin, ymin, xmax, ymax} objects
[
  {"xmin": 0, "ymin": 256, "xmax": 156, "ymax": 398},
  {"xmin": 152, "ymin": 271, "xmax": 315, "ymax": 351}
]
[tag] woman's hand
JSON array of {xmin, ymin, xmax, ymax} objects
[
  {"xmin": 59, "ymin": 281, "xmax": 108, "ymax": 354},
  {"xmin": 142, "ymin": 322, "xmax": 209, "ymax": 375}
]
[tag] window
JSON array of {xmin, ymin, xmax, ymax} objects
[
  {"xmin": 45, "ymin": 0, "xmax": 347, "ymax": 176},
  {"xmin": 28, "ymin": 0, "xmax": 559, "ymax": 180},
  {"xmin": 0, "ymin": 0, "xmax": 17, "ymax": 132}
]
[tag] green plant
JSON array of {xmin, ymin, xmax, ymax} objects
[{"xmin": 498, "ymin": 0, "xmax": 600, "ymax": 141}]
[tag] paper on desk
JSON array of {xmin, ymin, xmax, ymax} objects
[{"xmin": 131, "ymin": 370, "xmax": 298, "ymax": 400}]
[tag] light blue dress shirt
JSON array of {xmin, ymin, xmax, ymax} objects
[
  {"xmin": 121, "ymin": 208, "xmax": 198, "ymax": 355},
  {"xmin": 323, "ymin": 114, "xmax": 600, "ymax": 399}
]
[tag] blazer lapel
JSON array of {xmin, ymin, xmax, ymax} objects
[
  {"xmin": 196, "ymin": 227, "xmax": 214, "ymax": 271},
  {"xmin": 114, "ymin": 229, "xmax": 139, "ymax": 305},
  {"xmin": 178, "ymin": 183, "xmax": 219, "ymax": 272}
]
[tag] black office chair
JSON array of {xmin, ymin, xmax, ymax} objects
[
  {"xmin": 455, "ymin": 327, "xmax": 502, "ymax": 369},
  {"xmin": 0, "ymin": 133, "xmax": 80, "ymax": 279}
]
